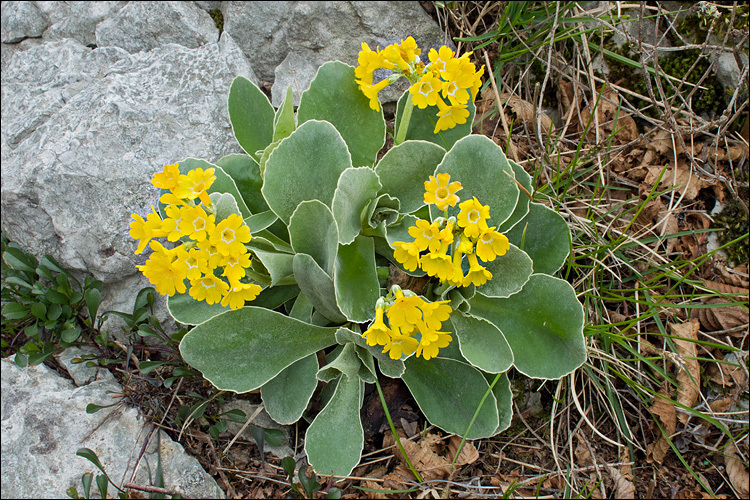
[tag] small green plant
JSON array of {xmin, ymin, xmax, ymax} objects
[
  {"xmin": 127, "ymin": 37, "xmax": 586, "ymax": 477},
  {"xmin": 1, "ymin": 233, "xmax": 104, "ymax": 366},
  {"xmin": 281, "ymin": 456, "xmax": 341, "ymax": 499}
]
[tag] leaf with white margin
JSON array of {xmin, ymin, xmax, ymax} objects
[
  {"xmin": 429, "ymin": 135, "xmax": 519, "ymax": 228},
  {"xmin": 289, "ymin": 200, "xmax": 339, "ymax": 275},
  {"xmin": 484, "ymin": 372, "xmax": 513, "ymax": 435},
  {"xmin": 375, "ymin": 140, "xmax": 446, "ymax": 214},
  {"xmin": 298, "ymin": 61, "xmax": 386, "ymax": 167},
  {"xmin": 261, "ymin": 354, "xmax": 318, "ymax": 425},
  {"xmin": 262, "ymin": 120, "xmax": 352, "ymax": 225},
  {"xmin": 475, "ymin": 243, "xmax": 533, "ymax": 298},
  {"xmin": 228, "ymin": 76, "xmax": 274, "ymax": 162},
  {"xmin": 334, "ymin": 235, "xmax": 380, "ymax": 323},
  {"xmin": 450, "ymin": 313, "xmax": 513, "ymax": 374},
  {"xmin": 467, "ymin": 274, "xmax": 586, "ymax": 379},
  {"xmin": 293, "ymin": 253, "xmax": 346, "ymax": 324},
  {"xmin": 304, "ymin": 373, "xmax": 363, "ymax": 477},
  {"xmin": 402, "ymin": 356, "xmax": 499, "ymax": 439},
  {"xmin": 498, "ymin": 159, "xmax": 533, "ymax": 233},
  {"xmin": 504, "ymin": 202, "xmax": 571, "ymax": 276},
  {"xmin": 179, "ymin": 306, "xmax": 338, "ymax": 393},
  {"xmin": 332, "ymin": 167, "xmax": 382, "ymax": 245},
  {"xmin": 215, "ymin": 154, "xmax": 268, "ymax": 215}
]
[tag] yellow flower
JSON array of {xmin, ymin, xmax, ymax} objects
[
  {"xmin": 421, "ymin": 299, "xmax": 452, "ymax": 331},
  {"xmin": 427, "ymin": 46, "xmax": 455, "ymax": 73},
  {"xmin": 220, "ymin": 281, "xmax": 262, "ymax": 310},
  {"xmin": 159, "ymin": 192, "xmax": 189, "ymax": 208},
  {"xmin": 130, "ymin": 210, "xmax": 167, "ymax": 254},
  {"xmin": 354, "ymin": 42, "xmax": 385, "ymax": 85},
  {"xmin": 408, "ymin": 219, "xmax": 442, "ymax": 253},
  {"xmin": 357, "ymin": 78, "xmax": 390, "ymax": 112},
  {"xmin": 447, "ymin": 241, "xmax": 466, "ymax": 287},
  {"xmin": 433, "ymin": 98, "xmax": 469, "ymax": 134},
  {"xmin": 382, "ymin": 326, "xmax": 419, "ymax": 360},
  {"xmin": 409, "ymin": 72, "xmax": 442, "ymax": 109},
  {"xmin": 382, "ymin": 43, "xmax": 411, "ymax": 73},
  {"xmin": 137, "ymin": 241, "xmax": 188, "ymax": 296},
  {"xmin": 386, "ymin": 290, "xmax": 423, "ymax": 333},
  {"xmin": 362, "ymin": 306, "xmax": 392, "ymax": 347},
  {"xmin": 423, "ymin": 173, "xmax": 462, "ymax": 211},
  {"xmin": 420, "ymin": 249, "xmax": 454, "ymax": 282},
  {"xmin": 184, "ymin": 247, "xmax": 210, "ymax": 281},
  {"xmin": 151, "ymin": 163, "xmax": 181, "ymax": 190},
  {"xmin": 209, "ymin": 213, "xmax": 252, "ymax": 257},
  {"xmin": 475, "ymin": 227, "xmax": 509, "ymax": 263},
  {"xmin": 470, "ymin": 64, "xmax": 485, "ymax": 100},
  {"xmin": 219, "ymin": 251, "xmax": 252, "ymax": 283},
  {"xmin": 392, "ymin": 240, "xmax": 421, "ymax": 272},
  {"xmin": 189, "ymin": 274, "xmax": 229, "ymax": 305},
  {"xmin": 172, "ymin": 168, "xmax": 216, "ymax": 206},
  {"xmin": 441, "ymin": 79, "xmax": 471, "ymax": 107},
  {"xmin": 197, "ymin": 238, "xmax": 223, "ymax": 269},
  {"xmin": 161, "ymin": 205, "xmax": 190, "ymax": 242},
  {"xmin": 416, "ymin": 330, "xmax": 452, "ymax": 360},
  {"xmin": 398, "ymin": 36, "xmax": 421, "ymax": 63},
  {"xmin": 457, "ymin": 197, "xmax": 490, "ymax": 239},
  {"xmin": 441, "ymin": 54, "xmax": 478, "ymax": 90},
  {"xmin": 179, "ymin": 205, "xmax": 215, "ymax": 243},
  {"xmin": 463, "ymin": 253, "xmax": 492, "ymax": 287}
]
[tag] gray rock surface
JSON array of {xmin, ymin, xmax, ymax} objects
[
  {"xmin": 1, "ymin": 33, "xmax": 254, "ymax": 327},
  {"xmin": 95, "ymin": 1, "xmax": 218, "ymax": 53},
  {"xmin": 218, "ymin": 1, "xmax": 450, "ymax": 106},
  {"xmin": 1, "ymin": 355, "xmax": 224, "ymax": 498},
  {"xmin": 43, "ymin": 1, "xmax": 127, "ymax": 47},
  {"xmin": 0, "ymin": 0, "xmax": 47, "ymax": 43}
]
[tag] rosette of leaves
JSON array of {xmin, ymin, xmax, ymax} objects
[{"xmin": 175, "ymin": 62, "xmax": 585, "ymax": 477}]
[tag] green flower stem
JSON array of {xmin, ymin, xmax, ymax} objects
[
  {"xmin": 433, "ymin": 280, "xmax": 453, "ymax": 297},
  {"xmin": 395, "ymin": 92, "xmax": 414, "ymax": 145},
  {"xmin": 374, "ymin": 377, "xmax": 423, "ymax": 483},
  {"xmin": 450, "ymin": 372, "xmax": 502, "ymax": 467}
]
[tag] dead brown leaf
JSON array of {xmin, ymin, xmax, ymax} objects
[
  {"xmin": 383, "ymin": 430, "xmax": 479, "ymax": 484},
  {"xmin": 499, "ymin": 93, "xmax": 554, "ymax": 135},
  {"xmin": 699, "ymin": 280, "xmax": 749, "ymax": 332},
  {"xmin": 644, "ymin": 161, "xmax": 707, "ymax": 201},
  {"xmin": 708, "ymin": 395, "xmax": 734, "ymax": 413},
  {"xmin": 648, "ymin": 382, "xmax": 677, "ymax": 464},
  {"xmin": 608, "ymin": 465, "xmax": 636, "ymax": 499},
  {"xmin": 671, "ymin": 320, "xmax": 701, "ymax": 425},
  {"xmin": 578, "ymin": 86, "xmax": 638, "ymax": 144},
  {"xmin": 724, "ymin": 442, "xmax": 750, "ymax": 497}
]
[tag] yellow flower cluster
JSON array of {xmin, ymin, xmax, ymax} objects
[
  {"xmin": 354, "ymin": 37, "xmax": 484, "ymax": 133},
  {"xmin": 362, "ymin": 288, "xmax": 453, "ymax": 360},
  {"xmin": 129, "ymin": 163, "xmax": 262, "ymax": 310},
  {"xmin": 392, "ymin": 173, "xmax": 510, "ymax": 288}
]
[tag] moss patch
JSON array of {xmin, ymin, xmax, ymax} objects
[
  {"xmin": 208, "ymin": 8, "xmax": 224, "ymax": 34},
  {"xmin": 712, "ymin": 185, "xmax": 749, "ymax": 265}
]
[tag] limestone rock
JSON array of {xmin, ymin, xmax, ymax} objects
[
  {"xmin": 95, "ymin": 1, "xmax": 218, "ymax": 53},
  {"xmin": 219, "ymin": 1, "xmax": 449, "ymax": 105},
  {"xmin": 43, "ymin": 1, "xmax": 128, "ymax": 47},
  {"xmin": 1, "ymin": 0, "xmax": 48, "ymax": 43},
  {"xmin": 1, "ymin": 355, "xmax": 225, "ymax": 498},
  {"xmin": 1, "ymin": 33, "xmax": 254, "ymax": 328}
]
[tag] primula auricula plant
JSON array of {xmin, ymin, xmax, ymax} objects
[{"xmin": 130, "ymin": 36, "xmax": 586, "ymax": 477}]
